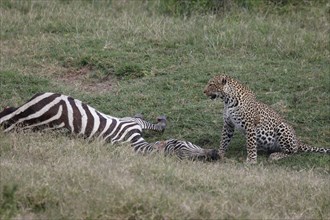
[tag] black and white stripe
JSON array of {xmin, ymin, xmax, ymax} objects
[
  {"xmin": 0, "ymin": 92, "xmax": 166, "ymax": 153},
  {"xmin": 154, "ymin": 139, "xmax": 219, "ymax": 161}
]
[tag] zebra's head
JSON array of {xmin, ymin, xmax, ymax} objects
[
  {"xmin": 153, "ymin": 139, "xmax": 220, "ymax": 161},
  {"xmin": 204, "ymin": 149, "xmax": 220, "ymax": 161}
]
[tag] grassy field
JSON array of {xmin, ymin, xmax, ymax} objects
[{"xmin": 1, "ymin": 0, "xmax": 329, "ymax": 219}]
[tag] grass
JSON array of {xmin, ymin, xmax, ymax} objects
[
  {"xmin": 1, "ymin": 131, "xmax": 329, "ymax": 219},
  {"xmin": 0, "ymin": 0, "xmax": 329, "ymax": 219}
]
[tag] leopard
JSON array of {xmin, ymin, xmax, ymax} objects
[{"xmin": 203, "ymin": 74, "xmax": 329, "ymax": 164}]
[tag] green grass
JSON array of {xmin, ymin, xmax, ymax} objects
[{"xmin": 0, "ymin": 0, "xmax": 329, "ymax": 219}]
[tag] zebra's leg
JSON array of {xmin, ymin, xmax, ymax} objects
[
  {"xmin": 134, "ymin": 115, "xmax": 167, "ymax": 132},
  {"xmin": 132, "ymin": 114, "xmax": 166, "ymax": 131},
  {"xmin": 0, "ymin": 106, "xmax": 18, "ymax": 129},
  {"xmin": 138, "ymin": 115, "xmax": 167, "ymax": 131}
]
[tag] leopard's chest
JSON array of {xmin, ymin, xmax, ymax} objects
[{"xmin": 224, "ymin": 106, "xmax": 247, "ymax": 132}]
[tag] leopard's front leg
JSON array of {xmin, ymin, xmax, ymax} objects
[
  {"xmin": 219, "ymin": 121, "xmax": 235, "ymax": 159},
  {"xmin": 245, "ymin": 125, "xmax": 257, "ymax": 164}
]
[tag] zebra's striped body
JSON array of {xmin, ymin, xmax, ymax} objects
[
  {"xmin": 0, "ymin": 92, "xmax": 166, "ymax": 153},
  {"xmin": 154, "ymin": 139, "xmax": 219, "ymax": 161}
]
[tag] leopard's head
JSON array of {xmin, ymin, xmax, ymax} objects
[
  {"xmin": 203, "ymin": 75, "xmax": 229, "ymax": 100},
  {"xmin": 204, "ymin": 75, "xmax": 255, "ymax": 101}
]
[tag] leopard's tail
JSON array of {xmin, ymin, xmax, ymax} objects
[{"xmin": 298, "ymin": 142, "xmax": 330, "ymax": 154}]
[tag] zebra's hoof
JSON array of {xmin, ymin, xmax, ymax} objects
[
  {"xmin": 156, "ymin": 115, "xmax": 166, "ymax": 122},
  {"xmin": 156, "ymin": 115, "xmax": 166, "ymax": 131}
]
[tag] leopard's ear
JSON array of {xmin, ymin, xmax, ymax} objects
[{"xmin": 221, "ymin": 78, "xmax": 227, "ymax": 85}]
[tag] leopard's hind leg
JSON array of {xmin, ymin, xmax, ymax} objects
[{"xmin": 269, "ymin": 122, "xmax": 298, "ymax": 161}]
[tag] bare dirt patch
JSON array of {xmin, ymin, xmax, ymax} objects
[{"xmin": 56, "ymin": 65, "xmax": 116, "ymax": 94}]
